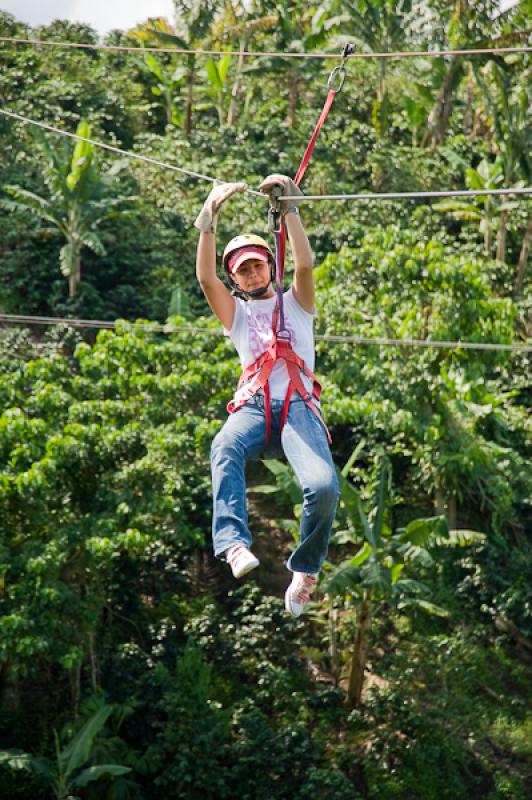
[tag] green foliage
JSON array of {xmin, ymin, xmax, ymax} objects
[
  {"xmin": 357, "ymin": 622, "xmax": 532, "ymax": 799},
  {"xmin": 315, "ymin": 224, "xmax": 529, "ymax": 527},
  {"xmin": 433, "ymin": 157, "xmax": 524, "ymax": 257},
  {"xmin": 0, "ymin": 4, "xmax": 530, "ymax": 799},
  {"xmin": 146, "ymin": 644, "xmax": 233, "ymax": 799},
  {"xmin": 0, "ymin": 703, "xmax": 131, "ymax": 800},
  {"xmin": 1, "ymin": 119, "xmax": 135, "ymax": 297}
]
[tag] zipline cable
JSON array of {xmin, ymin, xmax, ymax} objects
[
  {"xmin": 1, "ymin": 314, "xmax": 530, "ymax": 353},
  {"xmin": 0, "ymin": 35, "xmax": 530, "ymax": 59},
  {"xmin": 282, "ymin": 188, "xmax": 532, "ymax": 201},
  {"xmin": 0, "ymin": 108, "xmax": 263, "ymax": 195},
  {"xmin": 1, "ymin": 108, "xmax": 530, "ymax": 201}
]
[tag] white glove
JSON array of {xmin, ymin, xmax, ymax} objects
[
  {"xmin": 259, "ymin": 174, "xmax": 303, "ymax": 213},
  {"xmin": 194, "ymin": 180, "xmax": 247, "ymax": 233}
]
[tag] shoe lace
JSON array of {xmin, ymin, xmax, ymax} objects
[
  {"xmin": 296, "ymin": 574, "xmax": 317, "ymax": 604},
  {"xmin": 228, "ymin": 544, "xmax": 245, "ymax": 566}
]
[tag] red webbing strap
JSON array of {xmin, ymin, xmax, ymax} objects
[
  {"xmin": 280, "ymin": 347, "xmax": 332, "ymax": 444},
  {"xmin": 227, "ymin": 347, "xmax": 276, "ymax": 413},
  {"xmin": 263, "ymin": 381, "xmax": 272, "ymax": 445},
  {"xmin": 293, "ymin": 89, "xmax": 338, "ymax": 186},
  {"xmin": 275, "ymin": 87, "xmax": 341, "ymax": 335},
  {"xmin": 271, "ymin": 88, "xmax": 340, "ymax": 440},
  {"xmin": 277, "ymin": 341, "xmax": 323, "ymax": 403},
  {"xmin": 280, "ymin": 381, "xmax": 295, "ymax": 432}
]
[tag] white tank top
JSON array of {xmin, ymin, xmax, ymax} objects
[{"xmin": 225, "ymin": 288, "xmax": 316, "ymax": 400}]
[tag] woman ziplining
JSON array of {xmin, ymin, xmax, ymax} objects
[
  {"xmin": 192, "ymin": 49, "xmax": 352, "ymax": 617},
  {"xmin": 194, "ymin": 175, "xmax": 339, "ymax": 618}
]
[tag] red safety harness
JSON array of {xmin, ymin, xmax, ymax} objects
[
  {"xmin": 227, "ymin": 48, "xmax": 352, "ymax": 445},
  {"xmin": 227, "ymin": 303, "xmax": 330, "ymax": 444}
]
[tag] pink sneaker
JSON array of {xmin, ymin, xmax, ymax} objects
[
  {"xmin": 226, "ymin": 544, "xmax": 260, "ymax": 579},
  {"xmin": 284, "ymin": 572, "xmax": 318, "ymax": 617}
]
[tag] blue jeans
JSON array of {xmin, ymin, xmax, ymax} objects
[{"xmin": 210, "ymin": 397, "xmax": 339, "ymax": 574}]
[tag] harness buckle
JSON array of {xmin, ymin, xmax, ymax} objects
[{"xmin": 276, "ymin": 329, "xmax": 291, "ymax": 343}]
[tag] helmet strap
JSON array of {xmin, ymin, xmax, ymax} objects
[{"xmin": 247, "ymin": 284, "xmax": 271, "ymax": 298}]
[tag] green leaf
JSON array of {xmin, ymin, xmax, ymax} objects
[
  {"xmin": 61, "ymin": 705, "xmax": 113, "ymax": 776},
  {"xmin": 434, "ymin": 529, "xmax": 486, "ymax": 547},
  {"xmin": 332, "ymin": 528, "xmax": 358, "ymax": 545},
  {"xmin": 2, "ymin": 186, "xmax": 61, "ymax": 228},
  {"xmin": 0, "ymin": 750, "xmax": 53, "ymax": 781},
  {"xmin": 67, "ymin": 120, "xmax": 93, "ymax": 191},
  {"xmin": 144, "ymin": 52, "xmax": 163, "ymax": 80},
  {"xmin": 341, "ymin": 439, "xmax": 365, "ymax": 477},
  {"xmin": 145, "ymin": 28, "xmax": 189, "ymax": 50},
  {"xmin": 371, "ymin": 456, "xmax": 389, "ymax": 546},
  {"xmin": 59, "ymin": 243, "xmax": 77, "ymax": 277},
  {"xmin": 391, "ymin": 562, "xmax": 405, "ymax": 584},
  {"xmin": 393, "ymin": 578, "xmax": 427, "ymax": 595},
  {"xmin": 350, "ymin": 541, "xmax": 373, "ymax": 566},
  {"xmin": 71, "ymin": 764, "xmax": 131, "ymax": 788},
  {"xmin": 321, "ymin": 562, "xmax": 361, "ymax": 598},
  {"xmin": 250, "ymin": 484, "xmax": 279, "ymax": 494},
  {"xmin": 399, "ymin": 598, "xmax": 450, "ymax": 617},
  {"xmin": 397, "ymin": 516, "xmax": 448, "ymax": 546},
  {"xmin": 168, "ymin": 285, "xmax": 191, "ymax": 318},
  {"xmin": 360, "ymin": 558, "xmax": 390, "ymax": 594},
  {"xmin": 80, "ymin": 232, "xmax": 106, "ymax": 256},
  {"xmin": 358, "ymin": 501, "xmax": 377, "ymax": 549},
  {"xmin": 217, "ymin": 54, "xmax": 232, "ymax": 85},
  {"xmin": 0, "ymin": 749, "xmax": 33, "ymax": 771},
  {"xmin": 206, "ymin": 59, "xmax": 223, "ymax": 91}
]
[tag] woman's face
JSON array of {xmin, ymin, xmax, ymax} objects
[{"xmin": 233, "ymin": 258, "xmax": 273, "ymax": 297}]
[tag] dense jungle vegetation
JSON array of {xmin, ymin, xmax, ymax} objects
[{"xmin": 0, "ymin": 1, "xmax": 531, "ymax": 798}]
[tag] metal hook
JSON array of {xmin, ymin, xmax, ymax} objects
[
  {"xmin": 326, "ymin": 43, "xmax": 353, "ymax": 93},
  {"xmin": 341, "ymin": 43, "xmax": 354, "ymax": 66},
  {"xmin": 267, "ymin": 185, "xmax": 283, "ymax": 231},
  {"xmin": 268, "ymin": 206, "xmax": 282, "ymax": 232}
]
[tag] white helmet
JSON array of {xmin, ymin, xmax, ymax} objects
[{"xmin": 222, "ymin": 234, "xmax": 274, "ymax": 273}]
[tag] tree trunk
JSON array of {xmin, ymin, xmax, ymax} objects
[
  {"xmin": 378, "ymin": 59, "xmax": 386, "ymax": 101},
  {"xmin": 184, "ymin": 55, "xmax": 195, "ymax": 136},
  {"xmin": 496, "ymin": 209, "xmax": 509, "ymax": 263},
  {"xmin": 515, "ymin": 216, "xmax": 532, "ymax": 296},
  {"xmin": 71, "ymin": 661, "xmax": 81, "ymax": 718},
  {"xmin": 346, "ymin": 594, "xmax": 372, "ymax": 708},
  {"xmin": 217, "ymin": 93, "xmax": 225, "ymax": 128},
  {"xmin": 68, "ymin": 249, "xmax": 81, "ymax": 298},
  {"xmin": 464, "ymin": 79, "xmax": 474, "ymax": 133},
  {"xmin": 0, "ymin": 659, "xmax": 20, "ymax": 711},
  {"xmin": 484, "ymin": 223, "xmax": 491, "ymax": 257},
  {"xmin": 421, "ymin": 57, "xmax": 461, "ymax": 148},
  {"xmin": 227, "ymin": 37, "xmax": 247, "ymax": 128},
  {"xmin": 435, "ymin": 491, "xmax": 457, "ymax": 529},
  {"xmin": 165, "ymin": 88, "xmax": 174, "ymax": 126},
  {"xmin": 328, "ymin": 606, "xmax": 340, "ymax": 685},
  {"xmin": 88, "ymin": 631, "xmax": 98, "ymax": 692}
]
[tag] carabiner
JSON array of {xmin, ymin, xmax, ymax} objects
[
  {"xmin": 327, "ymin": 65, "xmax": 346, "ymax": 93},
  {"xmin": 268, "ymin": 185, "xmax": 283, "ymax": 231},
  {"xmin": 268, "ymin": 206, "xmax": 281, "ymax": 232}
]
